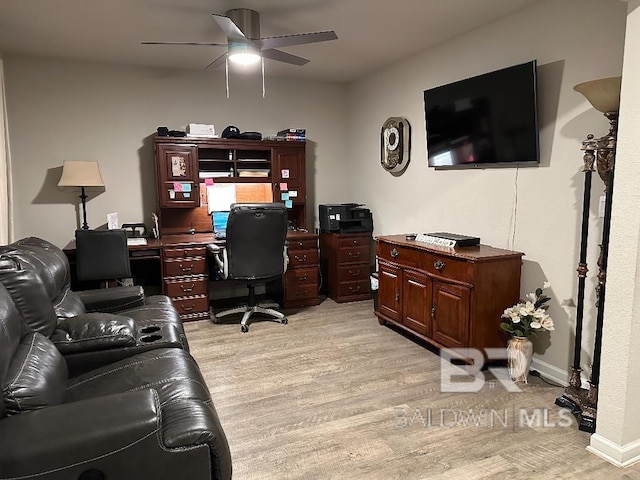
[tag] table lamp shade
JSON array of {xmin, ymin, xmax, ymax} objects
[
  {"xmin": 573, "ymin": 76, "xmax": 622, "ymax": 114},
  {"xmin": 58, "ymin": 161, "xmax": 105, "ymax": 188}
]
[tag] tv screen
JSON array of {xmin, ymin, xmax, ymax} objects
[{"xmin": 424, "ymin": 60, "xmax": 539, "ymax": 168}]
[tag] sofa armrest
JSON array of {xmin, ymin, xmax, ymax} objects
[
  {"xmin": 51, "ymin": 312, "xmax": 136, "ymax": 354},
  {"xmin": 0, "ymin": 389, "xmax": 160, "ymax": 479},
  {"xmin": 75, "ymin": 285, "xmax": 145, "ymax": 313}
]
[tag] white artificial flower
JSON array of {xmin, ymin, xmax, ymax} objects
[
  {"xmin": 530, "ymin": 321, "xmax": 541, "ymax": 329},
  {"xmin": 540, "ymin": 316, "xmax": 555, "ymax": 331},
  {"xmin": 526, "ymin": 292, "xmax": 537, "ymax": 303},
  {"xmin": 543, "ymin": 281, "xmax": 551, "ymax": 289}
]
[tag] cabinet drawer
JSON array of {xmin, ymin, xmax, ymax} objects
[
  {"xmin": 337, "ymin": 236, "xmax": 370, "ymax": 248},
  {"xmin": 164, "ymin": 275, "xmax": 208, "ymax": 297},
  {"xmin": 172, "ymin": 295, "xmax": 209, "ymax": 317},
  {"xmin": 377, "ymin": 243, "xmax": 419, "ymax": 267},
  {"xmin": 337, "ymin": 245, "xmax": 370, "ymax": 264},
  {"xmin": 285, "ymin": 283, "xmax": 319, "ymax": 302},
  {"xmin": 337, "ymin": 264, "xmax": 370, "ymax": 283},
  {"xmin": 164, "ymin": 257, "xmax": 207, "ymax": 276},
  {"xmin": 420, "ymin": 252, "xmax": 474, "ymax": 284},
  {"xmin": 289, "ymin": 248, "xmax": 319, "ymax": 267},
  {"xmin": 337, "ymin": 280, "xmax": 370, "ymax": 298},
  {"xmin": 285, "ymin": 266, "xmax": 318, "ymax": 286},
  {"xmin": 164, "ymin": 246, "xmax": 206, "ymax": 258},
  {"xmin": 288, "ymin": 239, "xmax": 318, "ymax": 251}
]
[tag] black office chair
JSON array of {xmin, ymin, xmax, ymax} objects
[
  {"xmin": 75, "ymin": 229, "xmax": 132, "ymax": 286},
  {"xmin": 208, "ymin": 203, "xmax": 289, "ymax": 333}
]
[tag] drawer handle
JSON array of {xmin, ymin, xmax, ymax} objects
[
  {"xmin": 297, "ymin": 290, "xmax": 308, "ymax": 297},
  {"xmin": 179, "ymin": 264, "xmax": 194, "ymax": 272},
  {"xmin": 180, "ymin": 283, "xmax": 195, "ymax": 293},
  {"xmin": 349, "ymin": 285, "xmax": 361, "ymax": 293},
  {"xmin": 390, "ymin": 248, "xmax": 399, "ymax": 258},
  {"xmin": 298, "ymin": 242, "xmax": 304, "ymax": 247},
  {"xmin": 349, "ymin": 269, "xmax": 360, "ymax": 277},
  {"xmin": 297, "ymin": 274, "xmax": 308, "ymax": 281},
  {"xmin": 434, "ymin": 260, "xmax": 445, "ymax": 271},
  {"xmin": 182, "ymin": 304, "xmax": 195, "ymax": 312},
  {"xmin": 294, "ymin": 254, "xmax": 308, "ymax": 262},
  {"xmin": 352, "ymin": 240, "xmax": 359, "ymax": 245},
  {"xmin": 348, "ymin": 252, "xmax": 361, "ymax": 258}
]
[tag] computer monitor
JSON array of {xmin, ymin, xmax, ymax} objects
[{"xmin": 212, "ymin": 211, "xmax": 230, "ymax": 239}]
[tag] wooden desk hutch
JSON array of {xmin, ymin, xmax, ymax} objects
[{"xmin": 153, "ymin": 136, "xmax": 320, "ymax": 321}]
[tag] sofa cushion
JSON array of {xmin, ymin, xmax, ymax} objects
[
  {"xmin": 51, "ymin": 313, "xmax": 137, "ymax": 354},
  {"xmin": 0, "ymin": 255, "xmax": 58, "ymax": 336},
  {"xmin": 2, "ymin": 332, "xmax": 67, "ymax": 415}
]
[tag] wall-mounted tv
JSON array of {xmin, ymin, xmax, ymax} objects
[{"xmin": 424, "ymin": 60, "xmax": 539, "ymax": 168}]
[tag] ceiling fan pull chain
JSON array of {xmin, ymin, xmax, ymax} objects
[
  {"xmin": 261, "ymin": 57, "xmax": 266, "ymax": 98},
  {"xmin": 225, "ymin": 55, "xmax": 230, "ymax": 98}
]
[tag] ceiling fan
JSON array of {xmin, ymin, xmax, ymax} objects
[{"xmin": 142, "ymin": 8, "xmax": 338, "ymax": 69}]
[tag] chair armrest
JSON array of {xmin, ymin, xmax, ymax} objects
[
  {"xmin": 51, "ymin": 312, "xmax": 136, "ymax": 354},
  {"xmin": 0, "ymin": 389, "xmax": 160, "ymax": 479},
  {"xmin": 75, "ymin": 285, "xmax": 145, "ymax": 313},
  {"xmin": 207, "ymin": 243, "xmax": 228, "ymax": 279}
]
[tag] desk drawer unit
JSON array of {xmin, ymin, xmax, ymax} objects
[
  {"xmin": 320, "ymin": 232, "xmax": 372, "ymax": 303},
  {"xmin": 282, "ymin": 233, "xmax": 320, "ymax": 309},
  {"xmin": 162, "ymin": 246, "xmax": 210, "ymax": 321}
]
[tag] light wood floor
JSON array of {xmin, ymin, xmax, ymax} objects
[{"xmin": 184, "ymin": 298, "xmax": 640, "ymax": 480}]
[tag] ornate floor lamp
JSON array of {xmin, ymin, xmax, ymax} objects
[
  {"xmin": 58, "ymin": 161, "xmax": 105, "ymax": 230},
  {"xmin": 555, "ymin": 76, "xmax": 621, "ymax": 433}
]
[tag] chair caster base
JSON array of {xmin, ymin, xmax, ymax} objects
[
  {"xmin": 241, "ymin": 324, "xmax": 249, "ymax": 333},
  {"xmin": 282, "ymin": 318, "xmax": 288, "ymax": 325}
]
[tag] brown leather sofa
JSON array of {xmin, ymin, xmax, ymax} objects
[
  {"xmin": 0, "ymin": 237, "xmax": 190, "ymax": 376},
  {"xmin": 0, "ymin": 281, "xmax": 232, "ymax": 479}
]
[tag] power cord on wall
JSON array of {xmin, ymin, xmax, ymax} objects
[{"xmin": 509, "ymin": 167, "xmax": 520, "ymax": 249}]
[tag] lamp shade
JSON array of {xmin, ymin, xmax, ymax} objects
[
  {"xmin": 573, "ymin": 76, "xmax": 622, "ymax": 114},
  {"xmin": 58, "ymin": 161, "xmax": 105, "ymax": 188}
]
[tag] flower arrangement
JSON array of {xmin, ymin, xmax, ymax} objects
[{"xmin": 500, "ymin": 282, "xmax": 554, "ymax": 337}]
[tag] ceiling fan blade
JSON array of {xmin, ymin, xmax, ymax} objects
[
  {"xmin": 256, "ymin": 31, "xmax": 338, "ymax": 50},
  {"xmin": 141, "ymin": 41, "xmax": 228, "ymax": 46},
  {"xmin": 203, "ymin": 53, "xmax": 228, "ymax": 70},
  {"xmin": 212, "ymin": 13, "xmax": 255, "ymax": 45},
  {"xmin": 261, "ymin": 49, "xmax": 309, "ymax": 66}
]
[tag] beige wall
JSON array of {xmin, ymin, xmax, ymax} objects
[
  {"xmin": 589, "ymin": 0, "xmax": 640, "ymax": 465},
  {"xmin": 2, "ymin": 0, "xmax": 634, "ymax": 390},
  {"xmin": 3, "ymin": 56, "xmax": 349, "ymax": 247},
  {"xmin": 345, "ymin": 0, "xmax": 628, "ymax": 382}
]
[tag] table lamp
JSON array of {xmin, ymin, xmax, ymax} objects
[{"xmin": 58, "ymin": 161, "xmax": 105, "ymax": 230}]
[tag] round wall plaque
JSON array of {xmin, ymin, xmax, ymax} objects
[{"xmin": 381, "ymin": 117, "xmax": 411, "ymax": 174}]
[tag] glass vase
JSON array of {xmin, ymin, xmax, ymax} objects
[{"xmin": 507, "ymin": 335, "xmax": 533, "ymax": 383}]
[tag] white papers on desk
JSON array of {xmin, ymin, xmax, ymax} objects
[
  {"xmin": 127, "ymin": 238, "xmax": 148, "ymax": 246},
  {"xmin": 206, "ymin": 183, "xmax": 236, "ymax": 214}
]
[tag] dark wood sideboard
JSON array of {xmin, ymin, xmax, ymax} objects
[{"xmin": 375, "ymin": 235, "xmax": 523, "ymax": 351}]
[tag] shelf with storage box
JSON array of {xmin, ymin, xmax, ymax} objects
[
  {"xmin": 320, "ymin": 232, "xmax": 372, "ymax": 303},
  {"xmin": 375, "ymin": 235, "xmax": 523, "ymax": 351},
  {"xmin": 154, "ymin": 136, "xmax": 307, "ymax": 233}
]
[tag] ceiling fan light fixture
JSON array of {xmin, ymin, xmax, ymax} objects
[{"xmin": 228, "ymin": 44, "xmax": 261, "ymax": 65}]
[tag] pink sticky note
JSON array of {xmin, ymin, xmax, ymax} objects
[
  {"xmin": 205, "ymin": 178, "xmax": 214, "ymax": 186},
  {"xmin": 173, "ymin": 182, "xmax": 183, "ymax": 192},
  {"xmin": 280, "ymin": 182, "xmax": 288, "ymax": 191}
]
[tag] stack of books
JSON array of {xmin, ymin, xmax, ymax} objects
[{"xmin": 276, "ymin": 128, "xmax": 305, "ymax": 141}]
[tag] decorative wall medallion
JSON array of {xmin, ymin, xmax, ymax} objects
[{"xmin": 381, "ymin": 117, "xmax": 411, "ymax": 174}]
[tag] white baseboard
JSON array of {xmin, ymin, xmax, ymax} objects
[{"xmin": 587, "ymin": 434, "xmax": 640, "ymax": 467}]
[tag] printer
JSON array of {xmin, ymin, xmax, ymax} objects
[{"xmin": 319, "ymin": 203, "xmax": 373, "ymax": 233}]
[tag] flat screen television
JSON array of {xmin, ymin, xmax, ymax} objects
[{"xmin": 424, "ymin": 60, "xmax": 539, "ymax": 168}]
